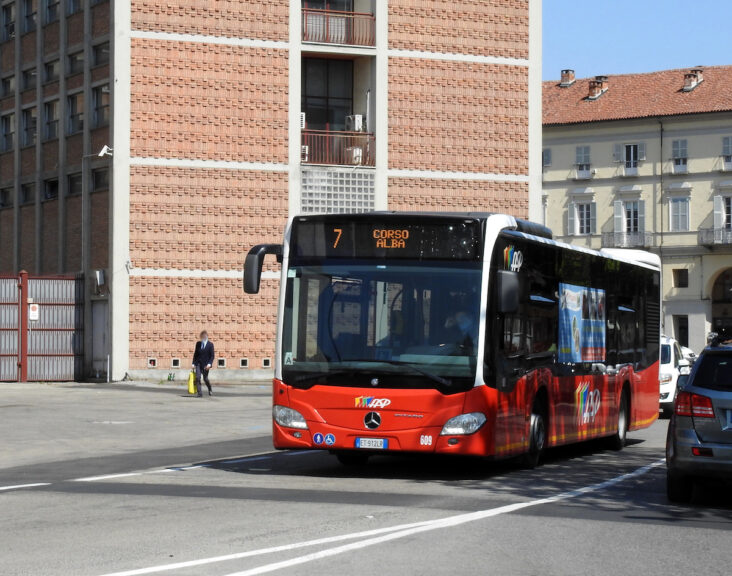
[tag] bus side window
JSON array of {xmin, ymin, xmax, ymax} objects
[{"xmin": 503, "ymin": 315, "xmax": 527, "ymax": 356}]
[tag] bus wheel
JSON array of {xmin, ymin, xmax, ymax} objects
[
  {"xmin": 608, "ymin": 390, "xmax": 629, "ymax": 451},
  {"xmin": 523, "ymin": 403, "xmax": 546, "ymax": 469},
  {"xmin": 336, "ymin": 452, "xmax": 370, "ymax": 466}
]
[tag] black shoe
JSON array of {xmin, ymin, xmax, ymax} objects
[
  {"xmin": 208, "ymin": 389, "xmax": 213, "ymax": 396},
  {"xmin": 197, "ymin": 393, "xmax": 203, "ymax": 397}
]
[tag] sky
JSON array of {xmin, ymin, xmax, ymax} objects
[{"xmin": 543, "ymin": 0, "xmax": 732, "ymax": 81}]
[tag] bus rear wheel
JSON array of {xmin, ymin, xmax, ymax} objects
[
  {"xmin": 608, "ymin": 389, "xmax": 629, "ymax": 451},
  {"xmin": 335, "ymin": 452, "xmax": 370, "ymax": 466},
  {"xmin": 523, "ymin": 402, "xmax": 547, "ymax": 469}
]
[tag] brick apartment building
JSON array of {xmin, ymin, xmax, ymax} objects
[{"xmin": 0, "ymin": 0, "xmax": 541, "ymax": 381}]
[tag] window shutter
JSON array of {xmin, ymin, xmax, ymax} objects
[
  {"xmin": 575, "ymin": 146, "xmax": 581, "ymax": 165},
  {"xmin": 613, "ymin": 200, "xmax": 624, "ymax": 233},
  {"xmin": 567, "ymin": 202, "xmax": 575, "ymax": 235},
  {"xmin": 638, "ymin": 142, "xmax": 646, "ymax": 161},
  {"xmin": 638, "ymin": 200, "xmax": 645, "ymax": 232},
  {"xmin": 714, "ymin": 195, "xmax": 724, "ymax": 229},
  {"xmin": 613, "ymin": 144, "xmax": 623, "ymax": 163},
  {"xmin": 590, "ymin": 202, "xmax": 597, "ymax": 235},
  {"xmin": 672, "ymin": 140, "xmax": 679, "ymax": 158},
  {"xmin": 681, "ymin": 139, "xmax": 687, "ymax": 158},
  {"xmin": 723, "ymin": 137, "xmax": 732, "ymax": 157}
]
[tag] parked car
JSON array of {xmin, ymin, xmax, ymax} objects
[
  {"xmin": 659, "ymin": 336, "xmax": 690, "ymax": 415},
  {"xmin": 681, "ymin": 346, "xmax": 697, "ymax": 364},
  {"xmin": 666, "ymin": 341, "xmax": 732, "ymax": 502}
]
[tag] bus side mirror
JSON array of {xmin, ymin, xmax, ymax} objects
[
  {"xmin": 496, "ymin": 270, "xmax": 519, "ymax": 314},
  {"xmin": 244, "ymin": 244, "xmax": 283, "ymax": 294}
]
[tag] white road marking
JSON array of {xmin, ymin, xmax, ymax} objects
[
  {"xmin": 220, "ymin": 459, "xmax": 666, "ymax": 576},
  {"xmin": 74, "ymin": 473, "xmax": 143, "ymax": 482},
  {"xmin": 221, "ymin": 456, "xmax": 272, "ymax": 465},
  {"xmin": 0, "ymin": 482, "xmax": 51, "ymax": 492},
  {"xmin": 96, "ymin": 521, "xmax": 435, "ymax": 576},
  {"xmin": 97, "ymin": 458, "xmax": 665, "ymax": 576}
]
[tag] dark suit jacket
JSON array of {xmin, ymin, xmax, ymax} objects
[{"xmin": 193, "ymin": 340, "xmax": 215, "ymax": 368}]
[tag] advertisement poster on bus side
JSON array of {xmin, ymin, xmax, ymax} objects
[{"xmin": 558, "ymin": 283, "xmax": 606, "ymax": 363}]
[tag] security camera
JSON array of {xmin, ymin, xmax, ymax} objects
[{"xmin": 98, "ymin": 145, "xmax": 113, "ymax": 157}]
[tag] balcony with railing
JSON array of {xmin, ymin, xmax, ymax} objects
[
  {"xmin": 601, "ymin": 231, "xmax": 653, "ymax": 248},
  {"xmin": 302, "ymin": 8, "xmax": 375, "ymax": 47},
  {"xmin": 699, "ymin": 227, "xmax": 732, "ymax": 246},
  {"xmin": 301, "ymin": 129, "xmax": 374, "ymax": 166}
]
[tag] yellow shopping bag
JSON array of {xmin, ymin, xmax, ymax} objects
[{"xmin": 187, "ymin": 370, "xmax": 196, "ymax": 395}]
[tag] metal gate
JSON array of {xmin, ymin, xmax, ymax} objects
[
  {"xmin": 0, "ymin": 277, "xmax": 18, "ymax": 381},
  {"xmin": 0, "ymin": 272, "xmax": 83, "ymax": 382}
]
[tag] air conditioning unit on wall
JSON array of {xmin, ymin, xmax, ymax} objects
[
  {"xmin": 345, "ymin": 115, "xmax": 364, "ymax": 132},
  {"xmin": 346, "ymin": 146, "xmax": 363, "ymax": 165}
]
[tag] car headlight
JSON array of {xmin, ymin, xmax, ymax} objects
[
  {"xmin": 440, "ymin": 412, "xmax": 487, "ymax": 436},
  {"xmin": 273, "ymin": 405, "xmax": 308, "ymax": 429},
  {"xmin": 659, "ymin": 374, "xmax": 672, "ymax": 384}
]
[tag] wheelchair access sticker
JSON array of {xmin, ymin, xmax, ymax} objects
[{"xmin": 324, "ymin": 434, "xmax": 336, "ymax": 446}]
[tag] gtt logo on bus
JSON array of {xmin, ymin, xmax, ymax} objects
[
  {"xmin": 354, "ymin": 396, "xmax": 392, "ymax": 409},
  {"xmin": 503, "ymin": 245, "xmax": 523, "ymax": 272},
  {"xmin": 575, "ymin": 382, "xmax": 601, "ymax": 425}
]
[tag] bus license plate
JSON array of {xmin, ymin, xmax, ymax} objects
[{"xmin": 355, "ymin": 438, "xmax": 388, "ymax": 450}]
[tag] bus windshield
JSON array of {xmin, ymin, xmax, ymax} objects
[{"xmin": 281, "ymin": 261, "xmax": 482, "ymax": 392}]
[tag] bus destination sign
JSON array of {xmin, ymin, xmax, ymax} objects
[{"xmin": 291, "ymin": 218, "xmax": 483, "ymax": 261}]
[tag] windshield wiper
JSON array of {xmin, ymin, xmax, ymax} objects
[{"xmin": 345, "ymin": 359, "xmax": 452, "ymax": 388}]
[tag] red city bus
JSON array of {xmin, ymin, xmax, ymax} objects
[{"xmin": 244, "ymin": 212, "xmax": 661, "ymax": 466}]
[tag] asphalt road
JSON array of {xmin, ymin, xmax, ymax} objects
[{"xmin": 1, "ymin": 382, "xmax": 731, "ymax": 576}]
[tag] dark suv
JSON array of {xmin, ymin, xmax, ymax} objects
[{"xmin": 666, "ymin": 339, "xmax": 732, "ymax": 502}]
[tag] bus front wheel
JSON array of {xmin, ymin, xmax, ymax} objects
[{"xmin": 523, "ymin": 402, "xmax": 547, "ymax": 469}]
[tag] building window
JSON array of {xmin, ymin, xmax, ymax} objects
[
  {"xmin": 45, "ymin": 0, "xmax": 58, "ymax": 23},
  {"xmin": 301, "ymin": 58, "xmax": 353, "ymax": 131},
  {"xmin": 22, "ymin": 68, "xmax": 36, "ymax": 91},
  {"xmin": 542, "ymin": 148, "xmax": 551, "ymax": 167},
  {"xmin": 1, "ymin": 112, "xmax": 14, "ymax": 151},
  {"xmin": 614, "ymin": 199, "xmax": 645, "ymax": 235},
  {"xmin": 67, "ymin": 173, "xmax": 82, "ymax": 196},
  {"xmin": 723, "ymin": 137, "xmax": 732, "ymax": 169},
  {"xmin": 93, "ymin": 42, "xmax": 109, "ymax": 66},
  {"xmin": 67, "ymin": 92, "xmax": 83, "ymax": 134},
  {"xmin": 92, "ymin": 84, "xmax": 109, "ymax": 127},
  {"xmin": 92, "ymin": 167, "xmax": 108, "ymax": 191},
  {"xmin": 0, "ymin": 187, "xmax": 12, "ymax": 209},
  {"xmin": 66, "ymin": 0, "xmax": 81, "ymax": 15},
  {"xmin": 567, "ymin": 200, "xmax": 596, "ymax": 236},
  {"xmin": 669, "ymin": 196, "xmax": 689, "ymax": 232},
  {"xmin": 614, "ymin": 142, "xmax": 646, "ymax": 174},
  {"xmin": 44, "ymin": 59, "xmax": 59, "ymax": 82},
  {"xmin": 1, "ymin": 75, "xmax": 13, "ymax": 97},
  {"xmin": 2, "ymin": 3, "xmax": 15, "ymax": 41},
  {"xmin": 67, "ymin": 51, "xmax": 84, "ymax": 75},
  {"xmin": 672, "ymin": 139, "xmax": 688, "ymax": 173},
  {"xmin": 672, "ymin": 269, "xmax": 689, "ymax": 289},
  {"xmin": 625, "ymin": 200, "xmax": 640, "ymax": 232},
  {"xmin": 22, "ymin": 0, "xmax": 35, "ymax": 32},
  {"xmin": 44, "ymin": 99, "xmax": 58, "ymax": 140},
  {"xmin": 20, "ymin": 183, "xmax": 35, "ymax": 205},
  {"xmin": 44, "ymin": 178, "xmax": 58, "ymax": 200},
  {"xmin": 21, "ymin": 107, "xmax": 36, "ymax": 147},
  {"xmin": 575, "ymin": 145, "xmax": 591, "ymax": 178},
  {"xmin": 726, "ymin": 197, "xmax": 732, "ymax": 230}
]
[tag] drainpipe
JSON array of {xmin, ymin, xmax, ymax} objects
[{"xmin": 658, "ymin": 118, "xmax": 664, "ymax": 255}]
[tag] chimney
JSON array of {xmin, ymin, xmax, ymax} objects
[
  {"xmin": 559, "ymin": 69, "xmax": 576, "ymax": 87},
  {"xmin": 682, "ymin": 68, "xmax": 704, "ymax": 91},
  {"xmin": 587, "ymin": 75, "xmax": 608, "ymax": 100}
]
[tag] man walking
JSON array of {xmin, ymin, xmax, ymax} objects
[{"xmin": 192, "ymin": 330, "xmax": 215, "ymax": 397}]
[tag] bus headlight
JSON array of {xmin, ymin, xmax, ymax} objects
[
  {"xmin": 273, "ymin": 405, "xmax": 308, "ymax": 429},
  {"xmin": 440, "ymin": 412, "xmax": 486, "ymax": 436}
]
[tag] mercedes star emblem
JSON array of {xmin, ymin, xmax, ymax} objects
[
  {"xmin": 364, "ymin": 411, "xmax": 381, "ymax": 430},
  {"xmin": 370, "ymin": 377, "xmax": 379, "ymax": 387}
]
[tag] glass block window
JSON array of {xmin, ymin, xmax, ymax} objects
[{"xmin": 301, "ymin": 168, "xmax": 375, "ymax": 214}]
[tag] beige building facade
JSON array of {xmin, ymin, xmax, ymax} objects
[{"xmin": 543, "ymin": 67, "xmax": 732, "ymax": 353}]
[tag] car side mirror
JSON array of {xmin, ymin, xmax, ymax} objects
[
  {"xmin": 496, "ymin": 270, "xmax": 519, "ymax": 314},
  {"xmin": 244, "ymin": 244, "xmax": 282, "ymax": 294}
]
